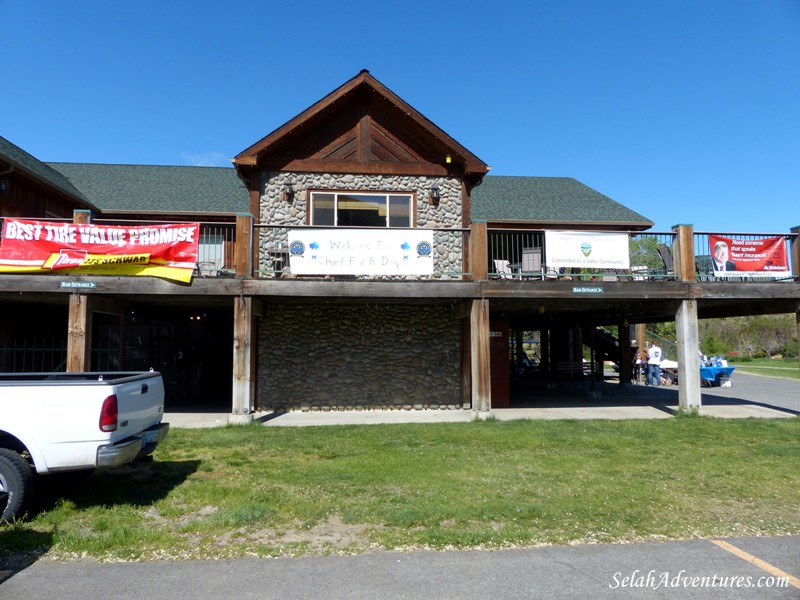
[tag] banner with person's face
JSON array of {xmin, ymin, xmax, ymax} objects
[
  {"xmin": 0, "ymin": 219, "xmax": 200, "ymax": 283},
  {"xmin": 708, "ymin": 234, "xmax": 789, "ymax": 278}
]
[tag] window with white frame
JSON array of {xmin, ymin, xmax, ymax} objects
[{"xmin": 310, "ymin": 192, "xmax": 413, "ymax": 228}]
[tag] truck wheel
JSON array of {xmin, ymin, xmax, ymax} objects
[{"xmin": 0, "ymin": 449, "xmax": 34, "ymax": 522}]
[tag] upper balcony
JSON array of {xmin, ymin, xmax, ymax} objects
[
  {"xmin": 1, "ymin": 216, "xmax": 798, "ymax": 301},
  {"xmin": 245, "ymin": 222, "xmax": 798, "ymax": 285}
]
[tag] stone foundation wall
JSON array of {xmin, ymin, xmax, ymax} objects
[{"xmin": 257, "ymin": 303, "xmax": 462, "ymax": 411}]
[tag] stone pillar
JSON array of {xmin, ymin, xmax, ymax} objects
[
  {"xmin": 231, "ymin": 296, "xmax": 258, "ymax": 424},
  {"xmin": 470, "ymin": 298, "xmax": 491, "ymax": 414},
  {"xmin": 676, "ymin": 299, "xmax": 702, "ymax": 410}
]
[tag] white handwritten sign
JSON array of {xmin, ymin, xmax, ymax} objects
[{"xmin": 287, "ymin": 229, "xmax": 434, "ymax": 276}]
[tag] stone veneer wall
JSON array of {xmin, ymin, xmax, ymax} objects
[
  {"xmin": 258, "ymin": 303, "xmax": 462, "ymax": 411},
  {"xmin": 257, "ymin": 172, "xmax": 464, "ymax": 278}
]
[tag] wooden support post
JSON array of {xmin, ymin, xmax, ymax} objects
[
  {"xmin": 470, "ymin": 298, "xmax": 491, "ymax": 413},
  {"xmin": 235, "ymin": 213, "xmax": 253, "ymax": 277},
  {"xmin": 676, "ymin": 299, "xmax": 702, "ymax": 410},
  {"xmin": 791, "ymin": 226, "xmax": 800, "ymax": 279},
  {"xmin": 672, "ymin": 224, "xmax": 696, "ymax": 282},
  {"xmin": 635, "ymin": 323, "xmax": 647, "ymax": 355},
  {"xmin": 618, "ymin": 320, "xmax": 632, "ymax": 386},
  {"xmin": 540, "ymin": 328, "xmax": 550, "ymax": 379},
  {"xmin": 469, "ymin": 221, "xmax": 488, "ymax": 281},
  {"xmin": 67, "ymin": 294, "xmax": 91, "ymax": 372},
  {"xmin": 73, "ymin": 209, "xmax": 92, "ymax": 225},
  {"xmin": 231, "ymin": 296, "xmax": 257, "ymax": 424},
  {"xmin": 789, "ymin": 228, "xmax": 799, "ymax": 376},
  {"xmin": 66, "ymin": 211, "xmax": 94, "ymax": 372},
  {"xmin": 460, "ymin": 318, "xmax": 471, "ymax": 408},
  {"xmin": 794, "ymin": 312, "xmax": 800, "ymax": 379},
  {"xmin": 249, "ymin": 189, "xmax": 261, "ymax": 278}
]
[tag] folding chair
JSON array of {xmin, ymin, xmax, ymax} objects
[{"xmin": 493, "ymin": 259, "xmax": 514, "ymax": 280}]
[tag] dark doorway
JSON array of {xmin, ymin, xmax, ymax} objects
[{"xmin": 92, "ymin": 305, "xmax": 233, "ymax": 410}]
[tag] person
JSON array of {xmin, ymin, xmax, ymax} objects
[
  {"xmin": 648, "ymin": 341, "xmax": 662, "ymax": 386},
  {"xmin": 633, "ymin": 352, "xmax": 643, "ymax": 384},
  {"xmin": 712, "ymin": 241, "xmax": 737, "ymax": 272},
  {"xmin": 642, "ymin": 342, "xmax": 651, "ymax": 385}
]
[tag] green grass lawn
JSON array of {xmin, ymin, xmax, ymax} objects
[
  {"xmin": 729, "ymin": 358, "xmax": 800, "ymax": 380},
  {"xmin": 2, "ymin": 416, "xmax": 799, "ymax": 561}
]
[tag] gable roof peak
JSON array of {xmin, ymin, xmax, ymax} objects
[{"xmin": 233, "ymin": 71, "xmax": 489, "ymax": 184}]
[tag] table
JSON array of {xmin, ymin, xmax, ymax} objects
[{"xmin": 699, "ymin": 366, "xmax": 735, "ymax": 387}]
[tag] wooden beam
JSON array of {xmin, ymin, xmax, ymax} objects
[
  {"xmin": 66, "ymin": 294, "xmax": 91, "ymax": 372},
  {"xmin": 618, "ymin": 320, "xmax": 632, "ymax": 385},
  {"xmin": 676, "ymin": 299, "xmax": 701, "ymax": 410},
  {"xmin": 73, "ymin": 209, "xmax": 92, "ymax": 225},
  {"xmin": 258, "ymin": 158, "xmax": 450, "ymax": 176},
  {"xmin": 460, "ymin": 318, "xmax": 471, "ymax": 408},
  {"xmin": 232, "ymin": 296, "xmax": 256, "ymax": 422},
  {"xmin": 235, "ymin": 213, "xmax": 253, "ymax": 277},
  {"xmin": 470, "ymin": 299, "xmax": 491, "ymax": 412},
  {"xmin": 469, "ymin": 221, "xmax": 488, "ymax": 280},
  {"xmin": 673, "ymin": 224, "xmax": 696, "ymax": 282}
]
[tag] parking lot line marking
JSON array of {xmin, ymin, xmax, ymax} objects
[{"xmin": 711, "ymin": 539, "xmax": 800, "ymax": 589}]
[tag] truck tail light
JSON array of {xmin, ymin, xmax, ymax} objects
[{"xmin": 99, "ymin": 394, "xmax": 118, "ymax": 432}]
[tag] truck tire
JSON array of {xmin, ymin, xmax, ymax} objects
[{"xmin": 0, "ymin": 448, "xmax": 34, "ymax": 522}]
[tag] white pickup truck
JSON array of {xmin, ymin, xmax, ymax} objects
[{"xmin": 0, "ymin": 371, "xmax": 169, "ymax": 521}]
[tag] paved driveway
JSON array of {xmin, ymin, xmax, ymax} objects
[{"xmin": 165, "ymin": 372, "xmax": 800, "ymax": 428}]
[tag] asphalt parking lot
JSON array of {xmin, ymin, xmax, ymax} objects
[{"xmin": 2, "ymin": 535, "xmax": 799, "ymax": 599}]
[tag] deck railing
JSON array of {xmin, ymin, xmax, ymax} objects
[
  {"xmin": 693, "ymin": 231, "xmax": 796, "ymax": 282},
  {"xmin": 487, "ymin": 229, "xmax": 679, "ymax": 281},
  {"xmin": 1, "ymin": 216, "xmax": 797, "ymax": 283},
  {"xmin": 93, "ymin": 219, "xmax": 237, "ymax": 276}
]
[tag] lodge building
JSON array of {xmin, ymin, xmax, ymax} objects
[{"xmin": 1, "ymin": 70, "xmax": 799, "ymax": 421}]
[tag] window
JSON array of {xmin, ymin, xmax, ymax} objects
[{"xmin": 310, "ymin": 192, "xmax": 412, "ymax": 228}]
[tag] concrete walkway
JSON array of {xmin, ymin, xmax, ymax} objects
[{"xmin": 164, "ymin": 372, "xmax": 800, "ymax": 428}]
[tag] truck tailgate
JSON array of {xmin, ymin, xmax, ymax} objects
[{"xmin": 113, "ymin": 374, "xmax": 166, "ymax": 437}]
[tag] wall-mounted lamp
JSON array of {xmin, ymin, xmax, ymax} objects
[
  {"xmin": 445, "ymin": 155, "xmax": 452, "ymax": 164},
  {"xmin": 0, "ymin": 180, "xmax": 8, "ymax": 194},
  {"xmin": 282, "ymin": 182, "xmax": 294, "ymax": 202},
  {"xmin": 429, "ymin": 185, "xmax": 441, "ymax": 207}
]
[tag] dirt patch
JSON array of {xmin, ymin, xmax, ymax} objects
[{"xmin": 251, "ymin": 515, "xmax": 375, "ymax": 552}]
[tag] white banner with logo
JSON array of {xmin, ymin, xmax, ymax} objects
[
  {"xmin": 287, "ymin": 228, "xmax": 434, "ymax": 276},
  {"xmin": 544, "ymin": 231, "xmax": 630, "ymax": 270}
]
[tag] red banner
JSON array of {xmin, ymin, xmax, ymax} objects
[
  {"xmin": 0, "ymin": 219, "xmax": 200, "ymax": 283},
  {"xmin": 708, "ymin": 235, "xmax": 790, "ymax": 278}
]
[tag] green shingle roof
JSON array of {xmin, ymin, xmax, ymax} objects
[
  {"xmin": 11, "ymin": 157, "xmax": 651, "ymax": 226},
  {"xmin": 471, "ymin": 176, "xmax": 653, "ymax": 227},
  {"xmin": 46, "ymin": 163, "xmax": 249, "ymax": 215},
  {"xmin": 0, "ymin": 136, "xmax": 95, "ymax": 209}
]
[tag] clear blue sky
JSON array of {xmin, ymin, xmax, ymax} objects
[{"xmin": 3, "ymin": 0, "xmax": 799, "ymax": 234}]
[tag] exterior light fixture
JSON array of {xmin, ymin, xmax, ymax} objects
[
  {"xmin": 445, "ymin": 155, "xmax": 452, "ymax": 164},
  {"xmin": 282, "ymin": 182, "xmax": 294, "ymax": 202},
  {"xmin": 430, "ymin": 185, "xmax": 441, "ymax": 207},
  {"xmin": 0, "ymin": 180, "xmax": 8, "ymax": 194}
]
